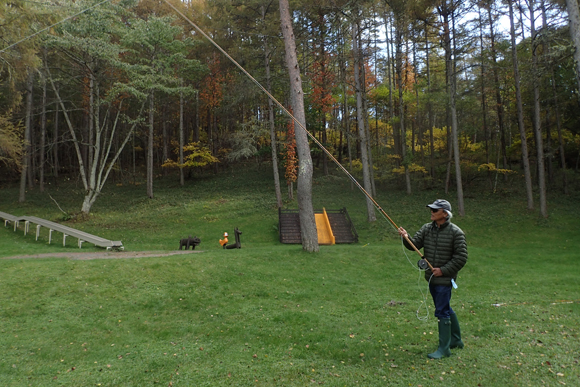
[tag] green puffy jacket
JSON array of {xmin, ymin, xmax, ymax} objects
[{"xmin": 404, "ymin": 220, "xmax": 468, "ymax": 286}]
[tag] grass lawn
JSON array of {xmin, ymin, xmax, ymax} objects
[{"xmin": 0, "ymin": 166, "xmax": 579, "ymax": 386}]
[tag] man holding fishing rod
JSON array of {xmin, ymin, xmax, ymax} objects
[{"xmin": 398, "ymin": 199, "xmax": 468, "ymax": 359}]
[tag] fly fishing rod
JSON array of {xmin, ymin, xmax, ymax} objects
[{"xmin": 162, "ymin": 0, "xmax": 433, "ymax": 270}]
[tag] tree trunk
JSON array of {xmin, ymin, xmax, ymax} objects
[
  {"xmin": 40, "ymin": 69, "xmax": 47, "ymax": 193},
  {"xmin": 88, "ymin": 72, "xmax": 95, "ymax": 177},
  {"xmin": 53, "ymin": 85, "xmax": 60, "ymax": 179},
  {"xmin": 478, "ymin": 8, "xmax": 491, "ymax": 189},
  {"xmin": 317, "ymin": 10, "xmax": 329, "ymax": 177},
  {"xmin": 395, "ymin": 20, "xmax": 411, "ymax": 195},
  {"xmin": 440, "ymin": 5, "xmax": 464, "ymax": 215},
  {"xmin": 19, "ymin": 70, "xmax": 34, "ymax": 203},
  {"xmin": 147, "ymin": 91, "xmax": 154, "ymax": 199},
  {"xmin": 545, "ymin": 109, "xmax": 553, "ymax": 184},
  {"xmin": 425, "ymin": 21, "xmax": 435, "ymax": 180},
  {"xmin": 179, "ymin": 82, "xmax": 185, "ymax": 186},
  {"xmin": 162, "ymin": 105, "xmax": 168, "ymax": 176},
  {"xmin": 279, "ymin": 0, "xmax": 319, "ymax": 252},
  {"xmin": 530, "ymin": 0, "xmax": 548, "ymax": 218},
  {"xmin": 213, "ymin": 113, "xmax": 218, "ymax": 174},
  {"xmin": 359, "ymin": 38, "xmax": 377, "ymax": 198},
  {"xmin": 488, "ymin": 6, "xmax": 507, "ymax": 173},
  {"xmin": 195, "ymin": 91, "xmax": 200, "ymax": 142},
  {"xmin": 566, "ymin": 0, "xmax": 580, "ymax": 101},
  {"xmin": 509, "ymin": 1, "xmax": 534, "ymax": 209},
  {"xmin": 543, "ymin": 3, "xmax": 568, "ymax": 193},
  {"xmin": 353, "ymin": 19, "xmax": 376, "ymax": 222},
  {"xmin": 413, "ymin": 37, "xmax": 424, "ymax": 171},
  {"xmin": 263, "ymin": 30, "xmax": 283, "ymax": 208}
]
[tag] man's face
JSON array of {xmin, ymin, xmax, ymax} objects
[{"xmin": 430, "ymin": 208, "xmax": 447, "ymax": 224}]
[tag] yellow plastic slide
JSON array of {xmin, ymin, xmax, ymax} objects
[{"xmin": 315, "ymin": 208, "xmax": 335, "ymax": 245}]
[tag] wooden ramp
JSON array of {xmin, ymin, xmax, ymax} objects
[
  {"xmin": 0, "ymin": 211, "xmax": 123, "ymax": 250},
  {"xmin": 278, "ymin": 207, "xmax": 358, "ymax": 244}
]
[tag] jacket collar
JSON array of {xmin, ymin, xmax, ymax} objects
[{"xmin": 431, "ymin": 219, "xmax": 450, "ymax": 230}]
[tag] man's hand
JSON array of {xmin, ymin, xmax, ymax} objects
[
  {"xmin": 397, "ymin": 227, "xmax": 408, "ymax": 239},
  {"xmin": 432, "ymin": 268, "xmax": 443, "ymax": 277}
]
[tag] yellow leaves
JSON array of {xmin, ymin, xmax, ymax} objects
[
  {"xmin": 0, "ymin": 110, "xmax": 24, "ymax": 170},
  {"xmin": 477, "ymin": 163, "xmax": 517, "ymax": 175},
  {"xmin": 392, "ymin": 163, "xmax": 428, "ymax": 175},
  {"xmin": 162, "ymin": 142, "xmax": 218, "ymax": 169},
  {"xmin": 349, "ymin": 159, "xmax": 363, "ymax": 173}
]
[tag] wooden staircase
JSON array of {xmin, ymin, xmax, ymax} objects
[{"xmin": 278, "ymin": 208, "xmax": 358, "ymax": 244}]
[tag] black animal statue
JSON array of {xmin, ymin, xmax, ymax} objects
[
  {"xmin": 179, "ymin": 235, "xmax": 201, "ymax": 250},
  {"xmin": 225, "ymin": 228, "xmax": 242, "ymax": 249}
]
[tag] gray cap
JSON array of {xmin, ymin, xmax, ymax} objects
[{"xmin": 426, "ymin": 199, "xmax": 452, "ymax": 212}]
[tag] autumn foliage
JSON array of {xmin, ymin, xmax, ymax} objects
[
  {"xmin": 310, "ymin": 55, "xmax": 336, "ymax": 114},
  {"xmin": 284, "ymin": 109, "xmax": 298, "ymax": 185},
  {"xmin": 199, "ymin": 53, "xmax": 230, "ymax": 111},
  {"xmin": 162, "ymin": 141, "xmax": 219, "ymax": 169}
]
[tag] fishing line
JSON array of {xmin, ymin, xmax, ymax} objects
[
  {"xmin": 0, "ymin": 0, "xmax": 114, "ymax": 54},
  {"xmin": 399, "ymin": 238, "xmax": 431, "ymax": 321},
  {"xmin": 162, "ymin": 0, "xmax": 426, "ymax": 259},
  {"xmin": 4, "ymin": 0, "xmax": 433, "ymax": 317},
  {"xmin": 163, "ymin": 0, "xmax": 435, "ymax": 320}
]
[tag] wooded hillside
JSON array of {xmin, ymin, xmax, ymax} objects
[{"xmin": 1, "ymin": 0, "xmax": 579, "ymax": 218}]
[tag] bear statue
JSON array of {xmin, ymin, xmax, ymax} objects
[{"xmin": 179, "ymin": 235, "xmax": 201, "ymax": 250}]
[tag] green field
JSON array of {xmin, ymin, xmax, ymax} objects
[{"xmin": 1, "ymin": 167, "xmax": 579, "ymax": 386}]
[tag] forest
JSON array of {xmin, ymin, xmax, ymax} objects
[{"xmin": 1, "ymin": 0, "xmax": 580, "ymax": 220}]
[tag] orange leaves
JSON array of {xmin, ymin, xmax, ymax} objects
[
  {"xmin": 284, "ymin": 109, "xmax": 297, "ymax": 185},
  {"xmin": 310, "ymin": 56, "xmax": 336, "ymax": 114},
  {"xmin": 199, "ymin": 53, "xmax": 232, "ymax": 111}
]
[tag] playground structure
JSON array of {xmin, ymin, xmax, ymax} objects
[
  {"xmin": 0, "ymin": 211, "xmax": 123, "ymax": 250},
  {"xmin": 278, "ymin": 207, "xmax": 358, "ymax": 245}
]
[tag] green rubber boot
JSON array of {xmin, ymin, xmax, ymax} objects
[
  {"xmin": 450, "ymin": 313, "xmax": 464, "ymax": 349},
  {"xmin": 428, "ymin": 318, "xmax": 452, "ymax": 359}
]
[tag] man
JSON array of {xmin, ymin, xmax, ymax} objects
[{"xmin": 398, "ymin": 199, "xmax": 468, "ymax": 359}]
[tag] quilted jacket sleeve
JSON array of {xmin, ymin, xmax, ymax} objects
[
  {"xmin": 402, "ymin": 224, "xmax": 427, "ymax": 251},
  {"xmin": 439, "ymin": 226, "xmax": 468, "ymax": 278}
]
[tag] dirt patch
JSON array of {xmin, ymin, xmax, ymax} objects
[{"xmin": 1, "ymin": 250, "xmax": 203, "ymax": 261}]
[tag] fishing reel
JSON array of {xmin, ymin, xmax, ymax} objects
[{"xmin": 417, "ymin": 258, "xmax": 430, "ymax": 270}]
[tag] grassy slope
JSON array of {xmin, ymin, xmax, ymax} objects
[{"xmin": 0, "ymin": 167, "xmax": 579, "ymax": 386}]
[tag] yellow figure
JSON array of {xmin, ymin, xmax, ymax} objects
[{"xmin": 219, "ymin": 232, "xmax": 229, "ymax": 247}]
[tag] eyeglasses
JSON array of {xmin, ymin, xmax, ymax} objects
[{"xmin": 430, "ymin": 208, "xmax": 440, "ymax": 213}]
